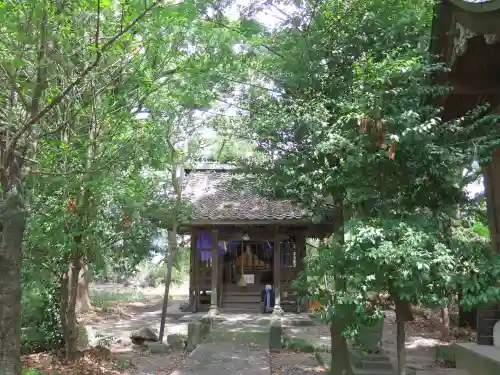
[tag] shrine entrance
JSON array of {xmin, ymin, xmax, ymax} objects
[
  {"xmin": 223, "ymin": 240, "xmax": 274, "ymax": 287},
  {"xmin": 179, "ymin": 163, "xmax": 338, "ymax": 314}
]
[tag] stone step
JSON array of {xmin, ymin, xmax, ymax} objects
[
  {"xmin": 223, "ymin": 291, "xmax": 261, "ymax": 296},
  {"xmin": 223, "ymin": 295, "xmax": 262, "ymax": 303},
  {"xmin": 219, "ymin": 307, "xmax": 262, "ymax": 313},
  {"xmin": 221, "ymin": 300, "xmax": 260, "ymax": 308}
]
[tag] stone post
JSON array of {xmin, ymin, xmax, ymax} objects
[
  {"xmin": 269, "ymin": 316, "xmax": 282, "ymax": 351},
  {"xmin": 209, "ymin": 229, "xmax": 219, "ymax": 316},
  {"xmin": 273, "ymin": 234, "xmax": 284, "ymax": 316}
]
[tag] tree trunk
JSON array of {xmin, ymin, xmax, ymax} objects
[
  {"xmin": 329, "ymin": 317, "xmax": 353, "ymax": 375},
  {"xmin": 159, "ymin": 229, "xmax": 178, "ymax": 341},
  {"xmin": 394, "ymin": 297, "xmax": 407, "ymax": 375},
  {"xmin": 440, "ymin": 305, "xmax": 450, "ymax": 342},
  {"xmin": 59, "ymin": 273, "xmax": 69, "ymax": 351},
  {"xmin": 61, "ymin": 255, "xmax": 82, "ymax": 361},
  {"xmin": 0, "ymin": 189, "xmax": 27, "ymax": 375},
  {"xmin": 77, "ymin": 264, "xmax": 92, "ymax": 313}
]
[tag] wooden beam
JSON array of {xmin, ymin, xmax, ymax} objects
[
  {"xmin": 273, "ymin": 234, "xmax": 284, "ymax": 316},
  {"xmin": 192, "ymin": 230, "xmax": 200, "ymax": 313},
  {"xmin": 208, "ymin": 229, "xmax": 220, "ymax": 316},
  {"xmin": 452, "ymin": 83, "xmax": 500, "ymax": 95},
  {"xmin": 189, "ymin": 231, "xmax": 195, "ymax": 310}
]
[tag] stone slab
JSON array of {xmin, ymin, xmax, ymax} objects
[
  {"xmin": 455, "ymin": 342, "xmax": 500, "ymax": 375},
  {"xmin": 172, "ymin": 342, "xmax": 270, "ymax": 375},
  {"xmin": 415, "ymin": 370, "xmax": 468, "ymax": 375},
  {"xmin": 172, "ymin": 314, "xmax": 271, "ymax": 375}
]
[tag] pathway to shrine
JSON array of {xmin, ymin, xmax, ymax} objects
[
  {"xmin": 83, "ymin": 283, "xmax": 469, "ymax": 375},
  {"xmin": 173, "ymin": 315, "xmax": 272, "ymax": 375}
]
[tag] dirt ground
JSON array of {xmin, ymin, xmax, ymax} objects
[{"xmin": 22, "ymin": 283, "xmax": 473, "ymax": 375}]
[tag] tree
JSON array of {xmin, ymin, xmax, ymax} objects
[
  {"xmin": 217, "ymin": 1, "xmax": 500, "ymax": 374},
  {"xmin": 0, "ymin": 0, "xmax": 224, "ymax": 370}
]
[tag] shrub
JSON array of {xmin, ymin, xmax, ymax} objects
[{"xmin": 21, "ymin": 281, "xmax": 63, "ymax": 355}]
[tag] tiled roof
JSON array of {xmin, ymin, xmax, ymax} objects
[{"xmin": 182, "ymin": 170, "xmax": 309, "ymax": 221}]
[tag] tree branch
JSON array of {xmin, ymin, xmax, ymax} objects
[
  {"xmin": 0, "ymin": 64, "xmax": 29, "ymax": 110},
  {"xmin": 5, "ymin": 0, "xmax": 163, "ymax": 166}
]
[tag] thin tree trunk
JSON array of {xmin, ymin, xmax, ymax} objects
[
  {"xmin": 159, "ymin": 229, "xmax": 178, "ymax": 341},
  {"xmin": 0, "ymin": 189, "xmax": 26, "ymax": 375},
  {"xmin": 60, "ymin": 273, "xmax": 69, "ymax": 350},
  {"xmin": 440, "ymin": 305, "xmax": 450, "ymax": 342},
  {"xmin": 329, "ymin": 318, "xmax": 353, "ymax": 375},
  {"xmin": 63, "ymin": 255, "xmax": 83, "ymax": 361},
  {"xmin": 77, "ymin": 265, "xmax": 92, "ymax": 313},
  {"xmin": 394, "ymin": 297, "xmax": 407, "ymax": 375}
]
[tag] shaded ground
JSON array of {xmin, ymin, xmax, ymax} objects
[
  {"xmin": 87, "ymin": 283, "xmax": 190, "ymax": 374},
  {"xmin": 287, "ymin": 309, "xmax": 470, "ymax": 375},
  {"xmin": 23, "ymin": 283, "xmax": 190, "ymax": 375},
  {"xmin": 173, "ymin": 315, "xmax": 272, "ymax": 375},
  {"xmin": 22, "ymin": 283, "xmax": 472, "ymax": 374},
  {"xmin": 269, "ymin": 351, "xmax": 326, "ymax": 375},
  {"xmin": 384, "ymin": 309, "xmax": 475, "ymax": 374}
]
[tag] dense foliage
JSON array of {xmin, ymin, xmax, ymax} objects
[
  {"xmin": 1, "ymin": 1, "xmax": 500, "ymax": 374},
  {"xmin": 214, "ymin": 1, "xmax": 500, "ymax": 374}
]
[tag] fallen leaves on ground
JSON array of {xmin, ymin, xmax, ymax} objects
[
  {"xmin": 22, "ymin": 349, "xmax": 132, "ymax": 375},
  {"xmin": 407, "ymin": 307, "xmax": 476, "ymax": 343},
  {"xmin": 269, "ymin": 350, "xmax": 327, "ymax": 375},
  {"xmin": 23, "ymin": 348, "xmax": 187, "ymax": 375},
  {"xmin": 121, "ymin": 351, "xmax": 185, "ymax": 375}
]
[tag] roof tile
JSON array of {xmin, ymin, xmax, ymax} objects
[{"xmin": 182, "ymin": 170, "xmax": 309, "ymax": 221}]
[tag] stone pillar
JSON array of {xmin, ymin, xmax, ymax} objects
[
  {"xmin": 273, "ymin": 235, "xmax": 284, "ymax": 316},
  {"xmin": 209, "ymin": 229, "xmax": 219, "ymax": 316}
]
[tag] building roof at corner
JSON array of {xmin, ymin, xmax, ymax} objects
[{"xmin": 451, "ymin": 0, "xmax": 500, "ymax": 12}]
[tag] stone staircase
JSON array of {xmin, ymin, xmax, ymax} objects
[{"xmin": 219, "ymin": 284, "xmax": 262, "ymax": 313}]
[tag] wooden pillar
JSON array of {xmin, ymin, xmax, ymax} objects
[
  {"xmin": 296, "ymin": 234, "xmax": 306, "ymax": 314},
  {"xmin": 273, "ymin": 234, "xmax": 284, "ymax": 316},
  {"xmin": 477, "ymin": 149, "xmax": 500, "ymax": 344},
  {"xmin": 209, "ymin": 229, "xmax": 220, "ymax": 316},
  {"xmin": 189, "ymin": 231, "xmax": 195, "ymax": 310},
  {"xmin": 192, "ymin": 230, "xmax": 199, "ymax": 313}
]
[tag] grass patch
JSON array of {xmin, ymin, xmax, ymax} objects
[
  {"xmin": 90, "ymin": 290, "xmax": 145, "ymax": 308},
  {"xmin": 435, "ymin": 345, "xmax": 456, "ymax": 368},
  {"xmin": 23, "ymin": 370, "xmax": 50, "ymax": 375},
  {"xmin": 282, "ymin": 337, "xmax": 316, "ymax": 353},
  {"xmin": 205, "ymin": 330, "xmax": 268, "ymax": 344},
  {"xmin": 282, "ymin": 335, "xmax": 331, "ymax": 353},
  {"xmin": 114, "ymin": 357, "xmax": 134, "ymax": 371}
]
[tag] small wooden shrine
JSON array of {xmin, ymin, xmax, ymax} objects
[
  {"xmin": 431, "ymin": 0, "xmax": 500, "ymax": 347},
  {"xmin": 180, "ymin": 163, "xmax": 338, "ymax": 315}
]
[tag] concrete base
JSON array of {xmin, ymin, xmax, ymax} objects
[
  {"xmin": 208, "ymin": 307, "xmax": 220, "ymax": 316},
  {"xmin": 273, "ymin": 305, "xmax": 284, "ymax": 317},
  {"xmin": 454, "ymin": 343, "xmax": 500, "ymax": 375}
]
